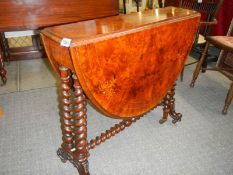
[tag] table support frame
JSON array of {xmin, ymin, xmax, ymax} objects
[{"xmin": 56, "ymin": 65, "xmax": 182, "ymax": 175}]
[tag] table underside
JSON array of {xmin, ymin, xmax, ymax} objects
[{"xmin": 56, "ymin": 65, "xmax": 181, "ymax": 175}]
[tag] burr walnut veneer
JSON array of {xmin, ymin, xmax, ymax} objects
[{"xmin": 41, "ymin": 7, "xmax": 200, "ymax": 175}]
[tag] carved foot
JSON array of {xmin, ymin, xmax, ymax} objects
[
  {"xmin": 0, "ymin": 74, "xmax": 7, "ymax": 85},
  {"xmin": 71, "ymin": 160, "xmax": 90, "ymax": 175},
  {"xmin": 159, "ymin": 118, "xmax": 167, "ymax": 124},
  {"xmin": 170, "ymin": 111, "xmax": 182, "ymax": 124},
  {"xmin": 159, "ymin": 83, "xmax": 183, "ymax": 124},
  {"xmin": 159, "ymin": 104, "xmax": 169, "ymax": 124},
  {"xmin": 57, "ymin": 148, "xmax": 69, "ymax": 163},
  {"xmin": 71, "ymin": 158, "xmax": 90, "ymax": 175},
  {"xmin": 57, "ymin": 148, "xmax": 90, "ymax": 175}
]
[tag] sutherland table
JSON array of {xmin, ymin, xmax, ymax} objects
[{"xmin": 41, "ymin": 7, "xmax": 200, "ymax": 175}]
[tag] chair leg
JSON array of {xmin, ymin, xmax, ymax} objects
[
  {"xmin": 0, "ymin": 56, "xmax": 7, "ymax": 85},
  {"xmin": 201, "ymin": 57, "xmax": 208, "ymax": 73},
  {"xmin": 123, "ymin": 0, "xmax": 126, "ymax": 14},
  {"xmin": 180, "ymin": 67, "xmax": 184, "ymax": 81},
  {"xmin": 0, "ymin": 46, "xmax": 7, "ymax": 85},
  {"xmin": 136, "ymin": 0, "xmax": 139, "ymax": 12},
  {"xmin": 222, "ymin": 82, "xmax": 233, "ymax": 115},
  {"xmin": 190, "ymin": 42, "xmax": 209, "ymax": 88},
  {"xmin": 0, "ymin": 32, "xmax": 10, "ymax": 63},
  {"xmin": 199, "ymin": 43, "xmax": 208, "ymax": 73}
]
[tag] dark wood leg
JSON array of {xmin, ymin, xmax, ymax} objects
[
  {"xmin": 0, "ymin": 49, "xmax": 7, "ymax": 85},
  {"xmin": 222, "ymin": 82, "xmax": 233, "ymax": 115},
  {"xmin": 159, "ymin": 84, "xmax": 182, "ymax": 124},
  {"xmin": 180, "ymin": 67, "xmax": 184, "ymax": 81},
  {"xmin": 201, "ymin": 57, "xmax": 208, "ymax": 73},
  {"xmin": 168, "ymin": 84, "xmax": 182, "ymax": 124},
  {"xmin": 136, "ymin": 0, "xmax": 139, "ymax": 12},
  {"xmin": 158, "ymin": 0, "xmax": 163, "ymax": 8},
  {"xmin": 57, "ymin": 147, "xmax": 89, "ymax": 175},
  {"xmin": 57, "ymin": 65, "xmax": 75, "ymax": 163},
  {"xmin": 72, "ymin": 73, "xmax": 90, "ymax": 174},
  {"xmin": 190, "ymin": 42, "xmax": 209, "ymax": 88},
  {"xmin": 57, "ymin": 66, "xmax": 90, "ymax": 175},
  {"xmin": 59, "ymin": 66, "xmax": 74, "ymax": 150},
  {"xmin": 159, "ymin": 94, "xmax": 170, "ymax": 124},
  {"xmin": 200, "ymin": 43, "xmax": 208, "ymax": 73},
  {"xmin": 0, "ymin": 32, "xmax": 10, "ymax": 65},
  {"xmin": 123, "ymin": 0, "xmax": 126, "ymax": 14}
]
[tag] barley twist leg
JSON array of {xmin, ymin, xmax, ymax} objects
[
  {"xmin": 72, "ymin": 73, "xmax": 90, "ymax": 175},
  {"xmin": 168, "ymin": 84, "xmax": 182, "ymax": 124},
  {"xmin": 57, "ymin": 66, "xmax": 75, "ymax": 162},
  {"xmin": 159, "ymin": 94, "xmax": 170, "ymax": 124}
]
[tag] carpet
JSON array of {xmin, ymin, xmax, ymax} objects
[{"xmin": 0, "ymin": 65, "xmax": 233, "ymax": 175}]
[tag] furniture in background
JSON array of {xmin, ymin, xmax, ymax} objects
[
  {"xmin": 0, "ymin": 31, "xmax": 44, "ymax": 62},
  {"xmin": 158, "ymin": 0, "xmax": 223, "ymax": 80},
  {"xmin": 178, "ymin": 0, "xmax": 223, "ymax": 81},
  {"xmin": 122, "ymin": 0, "xmax": 142, "ymax": 14},
  {"xmin": 190, "ymin": 18, "xmax": 233, "ymax": 115},
  {"xmin": 158, "ymin": 0, "xmax": 179, "ymax": 7},
  {"xmin": 121, "ymin": 0, "xmax": 157, "ymax": 14},
  {"xmin": 0, "ymin": 34, "xmax": 6, "ymax": 84},
  {"xmin": 0, "ymin": 0, "xmax": 119, "ymax": 85},
  {"xmin": 41, "ymin": 7, "xmax": 200, "ymax": 175},
  {"xmin": 212, "ymin": 0, "xmax": 233, "ymax": 36}
]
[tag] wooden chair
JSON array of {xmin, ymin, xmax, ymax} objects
[
  {"xmin": 190, "ymin": 18, "xmax": 233, "ymax": 114},
  {"xmin": 158, "ymin": 0, "xmax": 179, "ymax": 8},
  {"xmin": 178, "ymin": 0, "xmax": 223, "ymax": 81},
  {"xmin": 122, "ymin": 0, "xmax": 142, "ymax": 14}
]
